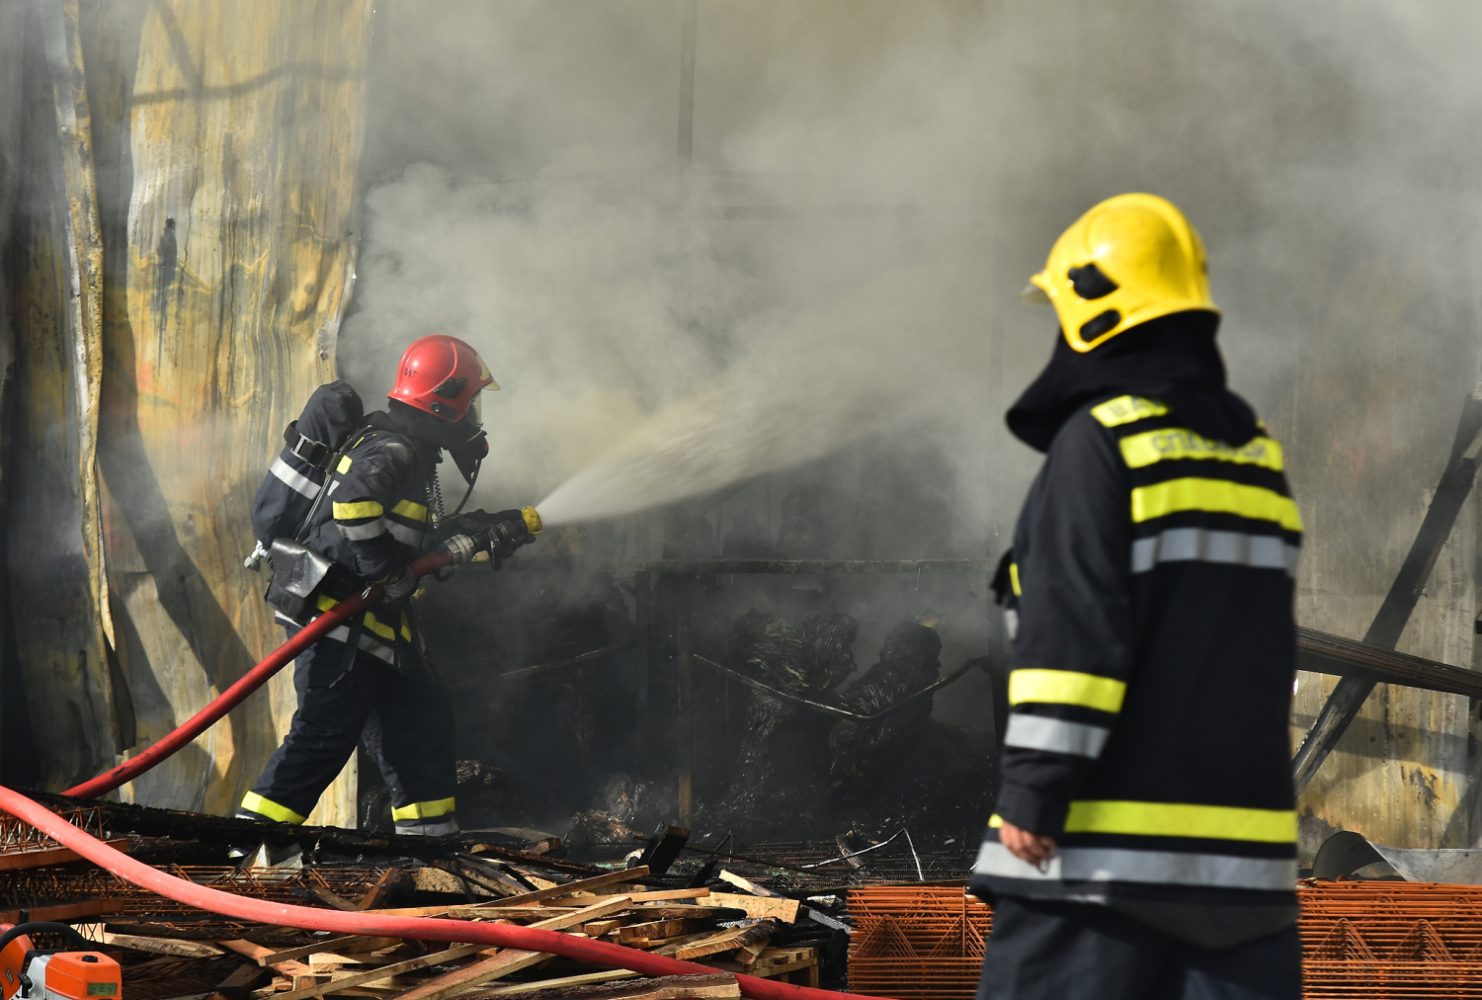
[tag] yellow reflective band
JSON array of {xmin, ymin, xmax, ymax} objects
[
  {"xmin": 391, "ymin": 499, "xmax": 429, "ymax": 522},
  {"xmin": 337, "ymin": 455, "xmax": 353, "ymax": 473},
  {"xmin": 1064, "ymin": 801, "xmax": 1297, "ymax": 843},
  {"xmin": 1090, "ymin": 396, "xmax": 1169, "ymax": 428},
  {"xmin": 1131, "ymin": 478, "xmax": 1303, "ymax": 532},
  {"xmin": 1008, "ymin": 669, "xmax": 1126, "ymax": 713},
  {"xmin": 1009, "ymin": 562, "xmax": 1021, "ymax": 597},
  {"xmin": 392, "ymin": 797, "xmax": 456, "ymax": 821},
  {"xmin": 315, "ymin": 596, "xmax": 411, "ymax": 642},
  {"xmin": 1120, "ymin": 429, "xmax": 1284, "ymax": 473},
  {"xmin": 334, "ymin": 500, "xmax": 384, "ymax": 520},
  {"xmin": 241, "ymin": 791, "xmax": 306, "ymax": 825},
  {"xmin": 362, "ymin": 610, "xmax": 413, "ymax": 643}
]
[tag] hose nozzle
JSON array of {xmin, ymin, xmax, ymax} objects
[{"xmin": 521, "ymin": 507, "xmax": 542, "ymax": 536}]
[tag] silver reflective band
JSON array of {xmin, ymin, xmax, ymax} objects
[
  {"xmin": 972, "ymin": 841, "xmax": 1295, "ymax": 891},
  {"xmin": 396, "ymin": 817, "xmax": 459, "ymax": 836},
  {"xmin": 387, "ymin": 521, "xmax": 427, "ymax": 546},
  {"xmin": 338, "ymin": 518, "xmax": 388, "ymax": 540},
  {"xmin": 270, "ymin": 456, "xmax": 320, "ymax": 499},
  {"xmin": 1131, "ymin": 528, "xmax": 1299, "ymax": 576},
  {"xmin": 324, "ymin": 622, "xmax": 395, "ymax": 663},
  {"xmin": 1004, "ymin": 715, "xmax": 1110, "ymax": 757},
  {"xmin": 273, "ymin": 611, "xmax": 396, "ymax": 663}
]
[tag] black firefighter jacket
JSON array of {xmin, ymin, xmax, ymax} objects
[
  {"xmin": 971, "ymin": 393, "xmax": 1303, "ymax": 948},
  {"xmin": 287, "ymin": 412, "xmax": 442, "ymax": 664}
]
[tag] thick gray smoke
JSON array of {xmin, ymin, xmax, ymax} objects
[{"xmin": 343, "ymin": 0, "xmax": 1482, "ymax": 595}]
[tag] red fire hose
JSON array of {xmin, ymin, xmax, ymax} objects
[
  {"xmin": 64, "ymin": 551, "xmax": 456, "ymax": 799},
  {"xmin": 0, "ymin": 786, "xmax": 882, "ymax": 1000}
]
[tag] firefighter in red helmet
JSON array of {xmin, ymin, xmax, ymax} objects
[{"xmin": 239, "ymin": 336, "xmax": 536, "ymax": 835}]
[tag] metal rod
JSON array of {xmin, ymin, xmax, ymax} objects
[
  {"xmin": 1293, "ymin": 391, "xmax": 1482, "ymax": 792},
  {"xmin": 482, "ymin": 641, "xmax": 638, "ymax": 682},
  {"xmin": 691, "ymin": 654, "xmax": 982, "ymax": 722},
  {"xmin": 677, "ymin": 613, "xmax": 694, "ymax": 828},
  {"xmin": 506, "ymin": 558, "xmax": 994, "ymax": 575}
]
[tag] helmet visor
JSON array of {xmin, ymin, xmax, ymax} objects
[{"xmin": 466, "ymin": 390, "xmax": 483, "ymax": 429}]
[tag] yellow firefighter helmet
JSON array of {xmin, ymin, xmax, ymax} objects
[{"xmin": 1022, "ymin": 193, "xmax": 1218, "ymax": 352}]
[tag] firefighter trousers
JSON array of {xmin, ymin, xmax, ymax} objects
[
  {"xmin": 976, "ymin": 896, "xmax": 1301, "ymax": 1000},
  {"xmin": 245, "ymin": 624, "xmax": 457, "ymax": 832}
]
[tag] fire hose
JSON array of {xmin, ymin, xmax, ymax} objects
[
  {"xmin": 0, "ymin": 786, "xmax": 884, "ymax": 1000},
  {"xmin": 63, "ymin": 548, "xmax": 457, "ymax": 799}
]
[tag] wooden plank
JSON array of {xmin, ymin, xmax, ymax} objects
[
  {"xmin": 220, "ymin": 940, "xmax": 317, "ymax": 978},
  {"xmin": 450, "ymin": 867, "xmax": 649, "ymax": 910},
  {"xmin": 617, "ymin": 919, "xmax": 711, "ymax": 945},
  {"xmin": 470, "ymin": 973, "xmax": 740, "ymax": 1000},
  {"xmin": 0, "ymin": 900, "xmax": 126, "ymax": 923},
  {"xmin": 672, "ymin": 921, "xmax": 776, "ymax": 961},
  {"xmin": 308, "ymin": 886, "xmax": 363, "ymax": 911},
  {"xmin": 439, "ymin": 907, "xmax": 583, "ymax": 922},
  {"xmin": 259, "ymin": 937, "xmax": 403, "ymax": 966},
  {"xmin": 652, "ymin": 932, "xmax": 730, "ymax": 958},
  {"xmin": 355, "ymin": 871, "xmax": 405, "ymax": 911},
  {"xmin": 273, "ymin": 944, "xmax": 484, "ymax": 1000},
  {"xmin": 548, "ymin": 889, "xmax": 708, "ymax": 904},
  {"xmin": 581, "ymin": 917, "xmax": 637, "ymax": 938},
  {"xmin": 203, "ymin": 960, "xmax": 272, "ymax": 1000},
  {"xmin": 99, "ymin": 932, "xmax": 222, "ymax": 958},
  {"xmin": 449, "ymin": 896, "xmax": 631, "ymax": 929},
  {"xmin": 386, "ymin": 898, "xmax": 626, "ymax": 1000},
  {"xmin": 715, "ymin": 872, "xmax": 777, "ymax": 898},
  {"xmin": 702, "ymin": 893, "xmax": 798, "ymax": 923},
  {"xmin": 471, "ymin": 970, "xmax": 640, "ymax": 996},
  {"xmin": 310, "ymin": 953, "xmax": 395, "ymax": 969},
  {"xmin": 0, "ymin": 839, "xmax": 130, "ymax": 871}
]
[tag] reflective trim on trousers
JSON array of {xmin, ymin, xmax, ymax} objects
[
  {"xmin": 392, "ymin": 796, "xmax": 456, "ymax": 821},
  {"xmin": 337, "ymin": 517, "xmax": 388, "ymax": 540},
  {"xmin": 395, "ymin": 816, "xmax": 459, "ymax": 837},
  {"xmin": 1131, "ymin": 528, "xmax": 1299, "ymax": 576},
  {"xmin": 1004, "ymin": 714, "xmax": 1110, "ymax": 758},
  {"xmin": 270, "ymin": 456, "xmax": 320, "ymax": 499},
  {"xmin": 972, "ymin": 840, "xmax": 1296, "ymax": 891},
  {"xmin": 240, "ymin": 791, "xmax": 306, "ymax": 825}
]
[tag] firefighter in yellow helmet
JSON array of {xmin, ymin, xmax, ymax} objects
[{"xmin": 973, "ymin": 195, "xmax": 1302, "ymax": 1000}]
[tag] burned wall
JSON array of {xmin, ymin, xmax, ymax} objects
[{"xmin": 1, "ymin": 0, "xmax": 375, "ymax": 823}]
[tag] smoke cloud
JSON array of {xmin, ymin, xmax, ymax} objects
[{"xmin": 341, "ymin": 0, "xmax": 1482, "ymax": 641}]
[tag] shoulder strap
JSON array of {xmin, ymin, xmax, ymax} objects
[{"xmin": 293, "ymin": 421, "xmax": 379, "ymax": 543}]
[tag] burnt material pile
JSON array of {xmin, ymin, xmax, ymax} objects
[
  {"xmin": 828, "ymin": 622, "xmax": 942, "ymax": 787},
  {"xmin": 725, "ymin": 611, "xmax": 858, "ymax": 818}
]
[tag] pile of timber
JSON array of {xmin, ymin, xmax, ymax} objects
[{"xmin": 0, "ymin": 811, "xmax": 833, "ymax": 1000}]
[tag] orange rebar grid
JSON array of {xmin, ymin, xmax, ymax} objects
[
  {"xmin": 849, "ymin": 882, "xmax": 1482, "ymax": 1000},
  {"xmin": 848, "ymin": 887, "xmax": 992, "ymax": 1000}
]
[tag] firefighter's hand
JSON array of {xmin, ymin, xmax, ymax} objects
[{"xmin": 1000, "ymin": 819, "xmax": 1057, "ymax": 867}]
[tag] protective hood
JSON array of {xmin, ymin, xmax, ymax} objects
[
  {"xmin": 1006, "ymin": 310, "xmax": 1258, "ymax": 453},
  {"xmin": 374, "ymin": 400, "xmax": 489, "ymax": 483}
]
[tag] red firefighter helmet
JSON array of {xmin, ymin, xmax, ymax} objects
[{"xmin": 388, "ymin": 335, "xmax": 497, "ymax": 423}]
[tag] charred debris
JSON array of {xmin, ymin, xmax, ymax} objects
[
  {"xmin": 0, "ymin": 797, "xmax": 892, "ymax": 999},
  {"xmin": 414, "ymin": 493, "xmax": 1004, "ymax": 858}
]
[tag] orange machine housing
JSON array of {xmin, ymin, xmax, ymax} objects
[
  {"xmin": 34, "ymin": 953, "xmax": 121, "ymax": 1000},
  {"xmin": 0, "ymin": 929, "xmax": 33, "ymax": 1000}
]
